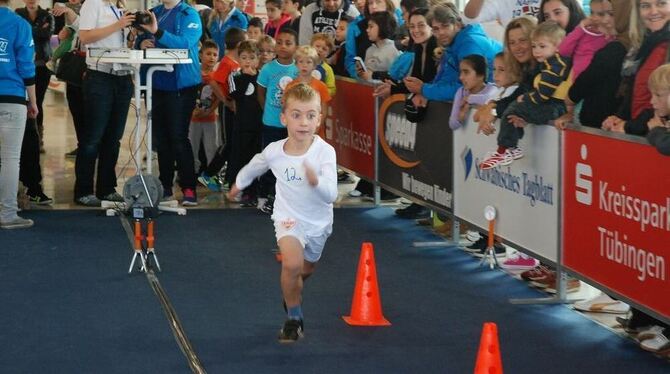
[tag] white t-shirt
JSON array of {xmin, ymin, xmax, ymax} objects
[
  {"xmin": 235, "ymin": 135, "xmax": 338, "ymax": 236},
  {"xmin": 462, "ymin": 0, "xmax": 541, "ymax": 26},
  {"xmin": 79, "ymin": 0, "xmax": 126, "ymax": 71}
]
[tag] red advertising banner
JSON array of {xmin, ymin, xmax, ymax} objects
[
  {"xmin": 323, "ymin": 78, "xmax": 376, "ymax": 180},
  {"xmin": 563, "ymin": 129, "xmax": 670, "ymax": 320}
]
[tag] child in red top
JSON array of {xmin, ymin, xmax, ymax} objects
[{"xmin": 190, "ymin": 40, "xmax": 221, "ymax": 172}]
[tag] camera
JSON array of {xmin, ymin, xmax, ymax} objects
[{"xmin": 129, "ymin": 11, "xmax": 152, "ymax": 29}]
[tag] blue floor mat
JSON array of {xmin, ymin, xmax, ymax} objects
[{"xmin": 0, "ymin": 208, "xmax": 667, "ymax": 373}]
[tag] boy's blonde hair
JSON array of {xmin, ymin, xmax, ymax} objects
[
  {"xmin": 531, "ymin": 21, "xmax": 566, "ymax": 46},
  {"xmin": 237, "ymin": 40, "xmax": 259, "ymax": 56},
  {"xmin": 648, "ymin": 64, "xmax": 670, "ymax": 93},
  {"xmin": 311, "ymin": 33, "xmax": 335, "ymax": 52},
  {"xmin": 294, "ymin": 45, "xmax": 320, "ymax": 65},
  {"xmin": 258, "ymin": 35, "xmax": 276, "ymax": 48},
  {"xmin": 283, "ymin": 83, "xmax": 321, "ymax": 110}
]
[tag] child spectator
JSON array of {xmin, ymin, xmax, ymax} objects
[
  {"xmin": 449, "ymin": 54, "xmax": 497, "ymax": 130},
  {"xmin": 286, "ymin": 45, "xmax": 332, "ymax": 129},
  {"xmin": 558, "ymin": 0, "xmax": 614, "ymax": 80},
  {"xmin": 190, "ymin": 40, "xmax": 221, "ymax": 173},
  {"xmin": 358, "ymin": 11, "xmax": 400, "ymax": 81},
  {"xmin": 479, "ymin": 21, "xmax": 571, "ymax": 170},
  {"xmin": 283, "ymin": 0, "xmax": 302, "ymax": 35},
  {"xmin": 257, "ymin": 28, "xmax": 299, "ymax": 214},
  {"xmin": 311, "ymin": 33, "xmax": 336, "ymax": 96},
  {"xmin": 258, "ymin": 34, "xmax": 277, "ymax": 70},
  {"xmin": 247, "ymin": 17, "xmax": 265, "ymax": 40},
  {"xmin": 299, "ymin": 0, "xmax": 360, "ymax": 45},
  {"xmin": 474, "ymin": 52, "xmax": 521, "ymax": 135},
  {"xmin": 235, "ymin": 0, "xmax": 253, "ymax": 21},
  {"xmin": 538, "ymin": 0, "xmax": 585, "ymax": 34},
  {"xmin": 328, "ymin": 14, "xmax": 352, "ymax": 76},
  {"xmin": 647, "ymin": 64, "xmax": 670, "ymax": 156},
  {"xmin": 198, "ymin": 27, "xmax": 246, "ymax": 192},
  {"xmin": 208, "ymin": 0, "xmax": 248, "ymax": 58},
  {"xmin": 227, "ymin": 40, "xmax": 264, "ymax": 206},
  {"xmin": 265, "ymin": 0, "xmax": 292, "ymax": 38},
  {"xmin": 227, "ymin": 83, "xmax": 338, "ymax": 343}
]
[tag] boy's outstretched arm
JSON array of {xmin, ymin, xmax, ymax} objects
[{"xmin": 227, "ymin": 151, "xmax": 270, "ymax": 200}]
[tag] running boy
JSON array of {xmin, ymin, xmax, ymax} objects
[
  {"xmin": 479, "ymin": 21, "xmax": 571, "ymax": 170},
  {"xmin": 227, "ymin": 83, "xmax": 338, "ymax": 342}
]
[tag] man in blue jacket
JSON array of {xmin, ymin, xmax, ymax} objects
[
  {"xmin": 139, "ymin": 0, "xmax": 203, "ymax": 206},
  {"xmin": 404, "ymin": 3, "xmax": 501, "ymax": 105}
]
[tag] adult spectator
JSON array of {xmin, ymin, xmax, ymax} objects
[
  {"xmin": 299, "ymin": 0, "xmax": 359, "ymax": 45},
  {"xmin": 602, "ymin": 0, "xmax": 670, "ymax": 135},
  {"xmin": 402, "ymin": 3, "xmax": 502, "ymax": 104},
  {"xmin": 16, "ymin": 0, "xmax": 54, "ymax": 153},
  {"xmin": 208, "ymin": 0, "xmax": 248, "ymax": 58},
  {"xmin": 0, "ymin": 0, "xmax": 38, "ymax": 229},
  {"xmin": 463, "ymin": 0, "xmax": 541, "ymax": 26},
  {"xmin": 137, "ymin": 0, "xmax": 203, "ymax": 206},
  {"xmin": 75, "ymin": 0, "xmax": 134, "ymax": 206},
  {"xmin": 395, "ymin": 0, "xmax": 429, "ymax": 51}
]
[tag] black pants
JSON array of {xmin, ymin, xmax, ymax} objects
[
  {"xmin": 35, "ymin": 66, "xmax": 51, "ymax": 146},
  {"xmin": 204, "ymin": 107, "xmax": 235, "ymax": 179},
  {"xmin": 228, "ymin": 129, "xmax": 262, "ymax": 195},
  {"xmin": 66, "ymin": 82, "xmax": 85, "ymax": 142},
  {"xmin": 19, "ymin": 118, "xmax": 43, "ymax": 195},
  {"xmin": 153, "ymin": 86, "xmax": 199, "ymax": 191}
]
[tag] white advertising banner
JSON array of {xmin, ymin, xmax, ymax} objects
[{"xmin": 453, "ymin": 114, "xmax": 560, "ymax": 263}]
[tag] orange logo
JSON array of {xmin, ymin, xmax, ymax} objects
[{"xmin": 378, "ymin": 94, "xmax": 421, "ymax": 169}]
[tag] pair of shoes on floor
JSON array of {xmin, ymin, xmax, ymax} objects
[
  {"xmin": 75, "ymin": 195, "xmax": 101, "ymax": 207},
  {"xmin": 573, "ymin": 293, "xmax": 630, "ymax": 314},
  {"xmin": 182, "ymin": 188, "xmax": 198, "ymax": 206},
  {"xmin": 197, "ymin": 172, "xmax": 222, "ymax": 192},
  {"xmin": 0, "ymin": 216, "xmax": 34, "ymax": 229},
  {"xmin": 259, "ymin": 197, "xmax": 274, "ymax": 215},
  {"xmin": 520, "ymin": 265, "xmax": 552, "ymax": 281},
  {"xmin": 395, "ymin": 203, "xmax": 430, "ymax": 219},
  {"xmin": 471, "ymin": 243, "xmax": 507, "ymax": 258},
  {"xmin": 500, "ymin": 252, "xmax": 539, "ymax": 270},
  {"xmin": 479, "ymin": 147, "xmax": 524, "ymax": 170},
  {"xmin": 528, "ymin": 271, "xmax": 580, "ymax": 294},
  {"xmin": 101, "ymin": 192, "xmax": 124, "ymax": 202},
  {"xmin": 278, "ymin": 319, "xmax": 304, "ymax": 343},
  {"xmin": 28, "ymin": 191, "xmax": 53, "ymax": 205}
]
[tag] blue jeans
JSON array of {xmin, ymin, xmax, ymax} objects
[
  {"xmin": 74, "ymin": 70, "xmax": 132, "ymax": 199},
  {"xmin": 152, "ymin": 86, "xmax": 198, "ymax": 191}
]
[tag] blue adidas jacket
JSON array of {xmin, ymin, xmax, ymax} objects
[
  {"xmin": 208, "ymin": 8, "xmax": 248, "ymax": 57},
  {"xmin": 422, "ymin": 24, "xmax": 502, "ymax": 102},
  {"xmin": 139, "ymin": 2, "xmax": 203, "ymax": 91},
  {"xmin": 0, "ymin": 7, "xmax": 35, "ymax": 102}
]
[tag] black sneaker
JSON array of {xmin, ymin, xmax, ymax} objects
[
  {"xmin": 278, "ymin": 319, "xmax": 304, "ymax": 343},
  {"xmin": 28, "ymin": 191, "xmax": 53, "ymax": 205},
  {"xmin": 65, "ymin": 148, "xmax": 77, "ymax": 158},
  {"xmin": 396, "ymin": 203, "xmax": 429, "ymax": 219},
  {"xmin": 473, "ymin": 243, "xmax": 506, "ymax": 258},
  {"xmin": 464, "ymin": 237, "xmax": 488, "ymax": 253}
]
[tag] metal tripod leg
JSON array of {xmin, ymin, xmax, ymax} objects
[
  {"xmin": 479, "ymin": 246, "xmax": 499, "ymax": 269},
  {"xmin": 128, "ymin": 250, "xmax": 148, "ymax": 273},
  {"xmin": 147, "ymin": 249, "xmax": 161, "ymax": 272}
]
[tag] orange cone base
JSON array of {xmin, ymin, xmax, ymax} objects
[{"xmin": 342, "ymin": 315, "xmax": 391, "ymax": 326}]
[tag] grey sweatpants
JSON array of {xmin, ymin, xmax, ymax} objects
[{"xmin": 0, "ymin": 103, "xmax": 27, "ymax": 222}]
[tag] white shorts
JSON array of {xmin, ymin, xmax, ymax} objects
[{"xmin": 274, "ymin": 218, "xmax": 331, "ymax": 263}]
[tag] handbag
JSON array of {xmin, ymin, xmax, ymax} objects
[{"xmin": 56, "ymin": 50, "xmax": 87, "ymax": 86}]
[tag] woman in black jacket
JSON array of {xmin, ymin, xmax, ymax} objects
[{"xmin": 16, "ymin": 0, "xmax": 54, "ymax": 152}]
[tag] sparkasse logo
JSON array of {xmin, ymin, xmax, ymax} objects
[{"xmin": 575, "ymin": 144, "xmax": 593, "ymax": 205}]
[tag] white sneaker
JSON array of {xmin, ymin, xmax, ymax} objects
[
  {"xmin": 639, "ymin": 328, "xmax": 670, "ymax": 353},
  {"xmin": 573, "ymin": 293, "xmax": 630, "ymax": 314},
  {"xmin": 638, "ymin": 325, "xmax": 666, "ymax": 341},
  {"xmin": 465, "ymin": 230, "xmax": 481, "ymax": 242},
  {"xmin": 256, "ymin": 197, "xmax": 268, "ymax": 210},
  {"xmin": 509, "ymin": 147, "xmax": 524, "ymax": 160},
  {"xmin": 348, "ymin": 189, "xmax": 363, "ymax": 197},
  {"xmin": 0, "ymin": 216, "xmax": 34, "ymax": 229}
]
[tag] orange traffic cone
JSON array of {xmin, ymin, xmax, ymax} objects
[
  {"xmin": 342, "ymin": 242, "xmax": 391, "ymax": 326},
  {"xmin": 474, "ymin": 322, "xmax": 503, "ymax": 374}
]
